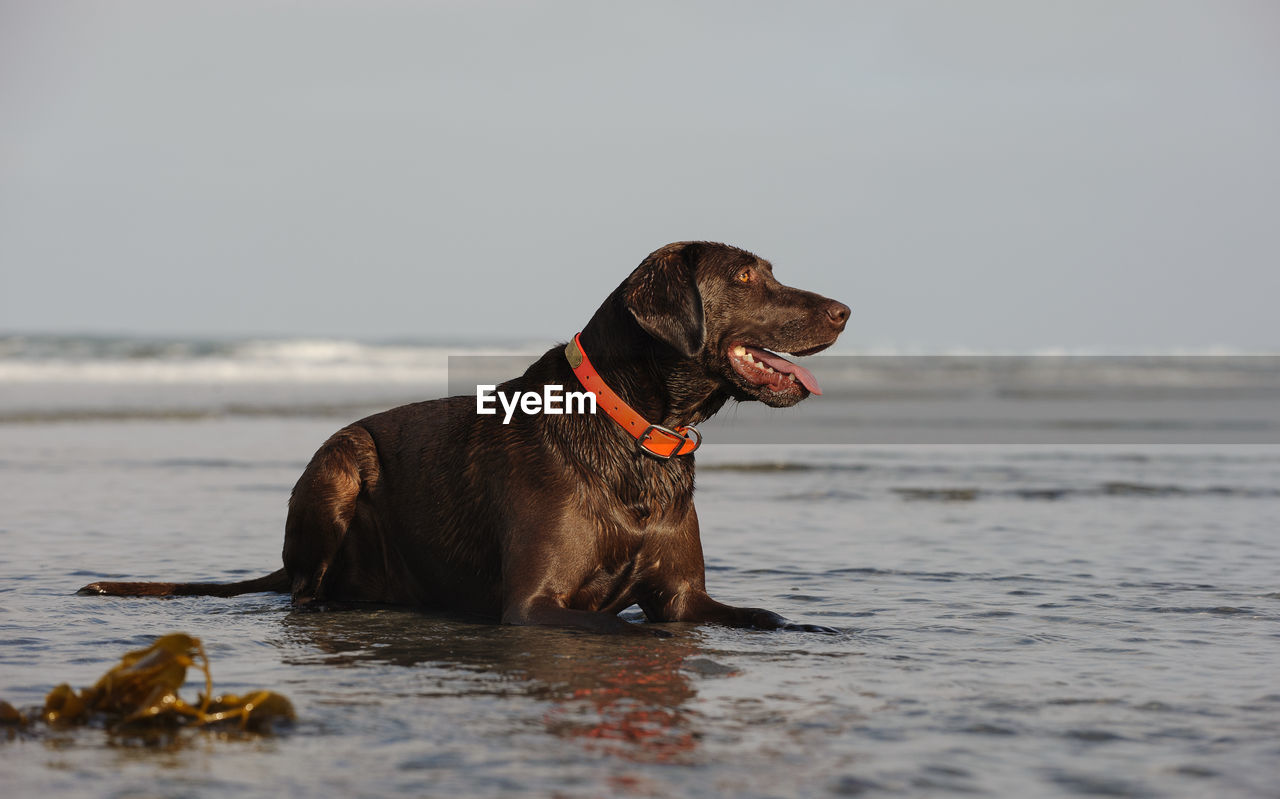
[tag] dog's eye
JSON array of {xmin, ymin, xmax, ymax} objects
[{"xmin": 735, "ymin": 269, "xmax": 753, "ymax": 284}]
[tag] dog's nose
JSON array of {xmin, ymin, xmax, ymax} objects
[{"xmin": 825, "ymin": 300, "xmax": 850, "ymax": 329}]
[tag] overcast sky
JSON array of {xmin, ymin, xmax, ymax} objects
[{"xmin": 2, "ymin": 1, "xmax": 1277, "ymax": 350}]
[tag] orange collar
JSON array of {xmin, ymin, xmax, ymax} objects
[{"xmin": 565, "ymin": 333, "xmax": 702, "ymax": 459}]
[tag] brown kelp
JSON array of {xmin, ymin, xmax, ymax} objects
[{"xmin": 1, "ymin": 633, "xmax": 293, "ymax": 738}]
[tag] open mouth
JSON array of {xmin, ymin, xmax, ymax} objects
[{"xmin": 727, "ymin": 343, "xmax": 823, "ymax": 396}]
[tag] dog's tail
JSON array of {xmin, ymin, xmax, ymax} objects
[{"xmin": 77, "ymin": 568, "xmax": 290, "ymax": 598}]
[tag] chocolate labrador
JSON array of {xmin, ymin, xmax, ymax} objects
[{"xmin": 81, "ymin": 242, "xmax": 850, "ymax": 633}]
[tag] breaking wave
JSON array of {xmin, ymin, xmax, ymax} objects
[{"xmin": 0, "ymin": 334, "xmax": 541, "ymax": 384}]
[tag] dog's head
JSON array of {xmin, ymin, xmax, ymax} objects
[{"xmin": 624, "ymin": 241, "xmax": 849, "ymax": 408}]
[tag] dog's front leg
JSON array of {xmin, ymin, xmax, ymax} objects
[
  {"xmin": 651, "ymin": 587, "xmax": 837, "ymax": 634},
  {"xmin": 499, "ymin": 518, "xmax": 663, "ymax": 636}
]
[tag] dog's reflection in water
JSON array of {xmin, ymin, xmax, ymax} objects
[{"xmin": 280, "ymin": 607, "xmax": 720, "ymax": 764}]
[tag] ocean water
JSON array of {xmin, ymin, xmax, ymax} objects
[{"xmin": 1, "ymin": 336, "xmax": 1278, "ymax": 797}]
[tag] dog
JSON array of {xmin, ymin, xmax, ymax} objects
[{"xmin": 81, "ymin": 242, "xmax": 850, "ymax": 634}]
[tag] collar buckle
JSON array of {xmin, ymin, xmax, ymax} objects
[{"xmin": 638, "ymin": 423, "xmax": 702, "ymax": 459}]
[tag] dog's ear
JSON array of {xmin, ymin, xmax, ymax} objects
[{"xmin": 624, "ymin": 243, "xmax": 706, "ymax": 358}]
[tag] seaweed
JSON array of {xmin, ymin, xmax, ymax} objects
[{"xmin": 1, "ymin": 633, "xmax": 294, "ymax": 738}]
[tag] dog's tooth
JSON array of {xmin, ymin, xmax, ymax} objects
[
  {"xmin": 765, "ymin": 367, "xmax": 774, "ymax": 374},
  {"xmin": 745, "ymin": 352, "xmax": 754, "ymax": 362},
  {"xmin": 732, "ymin": 345, "xmax": 746, "ymax": 357}
]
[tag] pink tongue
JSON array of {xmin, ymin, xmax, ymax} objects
[{"xmin": 746, "ymin": 347, "xmax": 822, "ymax": 395}]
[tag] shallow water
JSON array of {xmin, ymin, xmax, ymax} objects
[{"xmin": 3, "ymin": 408, "xmax": 1279, "ymax": 797}]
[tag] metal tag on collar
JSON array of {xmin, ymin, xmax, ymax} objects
[{"xmin": 564, "ymin": 338, "xmax": 584, "ymax": 369}]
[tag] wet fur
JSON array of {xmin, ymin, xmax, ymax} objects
[{"xmin": 81, "ymin": 242, "xmax": 849, "ymax": 634}]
